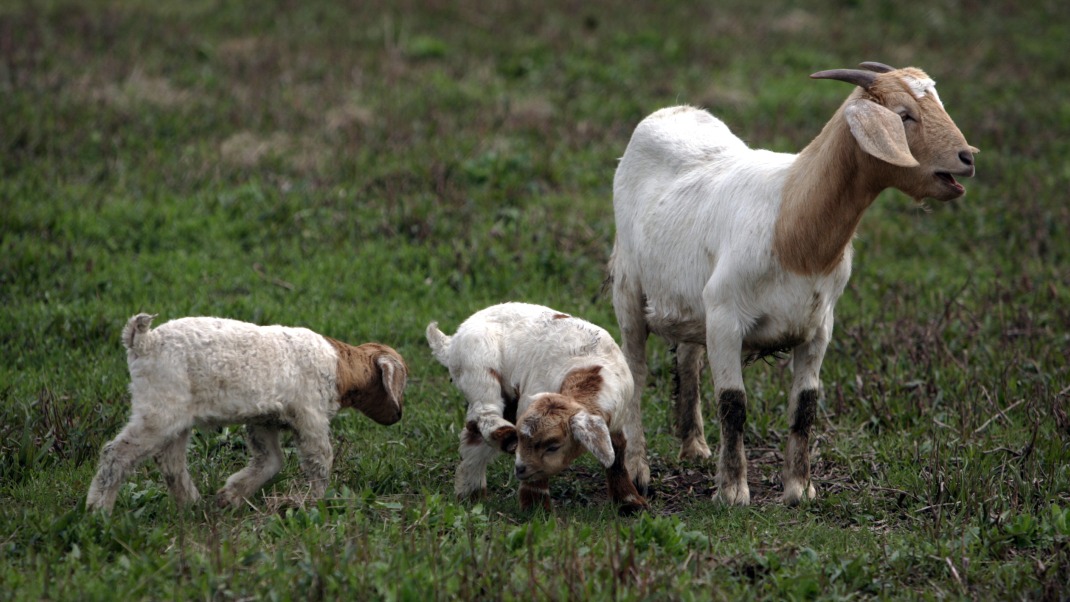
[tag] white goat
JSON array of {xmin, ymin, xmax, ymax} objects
[
  {"xmin": 610, "ymin": 62, "xmax": 978, "ymax": 505},
  {"xmin": 426, "ymin": 302, "xmax": 649, "ymax": 515},
  {"xmin": 86, "ymin": 313, "xmax": 407, "ymax": 513}
]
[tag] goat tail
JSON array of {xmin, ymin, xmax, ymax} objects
[
  {"xmin": 122, "ymin": 313, "xmax": 157, "ymax": 354},
  {"xmin": 424, "ymin": 321, "xmax": 452, "ymax": 366}
]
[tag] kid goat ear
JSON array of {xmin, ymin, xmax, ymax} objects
[{"xmin": 570, "ymin": 411, "xmax": 615, "ymax": 468}]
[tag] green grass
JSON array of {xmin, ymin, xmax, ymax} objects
[{"xmin": 2, "ymin": 0, "xmax": 1069, "ymax": 599}]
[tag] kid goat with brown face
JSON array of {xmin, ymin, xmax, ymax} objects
[
  {"xmin": 610, "ymin": 62, "xmax": 978, "ymax": 506},
  {"xmin": 426, "ymin": 303, "xmax": 649, "ymax": 515},
  {"xmin": 86, "ymin": 314, "xmax": 407, "ymax": 513}
]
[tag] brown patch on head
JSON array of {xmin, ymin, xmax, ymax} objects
[
  {"xmin": 828, "ymin": 69, "xmax": 970, "ymax": 210},
  {"xmin": 875, "ymin": 69, "xmax": 974, "ymax": 195},
  {"xmin": 558, "ymin": 366, "xmax": 607, "ymax": 420},
  {"xmin": 552, "ymin": 313, "xmax": 570, "ymax": 320},
  {"xmin": 775, "ymin": 65, "xmax": 975, "ymax": 276},
  {"xmin": 514, "ymin": 394, "xmax": 585, "ymax": 480},
  {"xmin": 326, "ymin": 338, "xmax": 406, "ymax": 425},
  {"xmin": 520, "ymin": 395, "xmax": 577, "ymax": 430}
]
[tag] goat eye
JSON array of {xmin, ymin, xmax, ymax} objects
[
  {"xmin": 545, "ymin": 445, "xmax": 561, "ymax": 453},
  {"xmin": 899, "ymin": 111, "xmax": 914, "ymax": 123}
]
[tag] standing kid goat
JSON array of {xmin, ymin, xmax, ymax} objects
[
  {"xmin": 86, "ymin": 314, "xmax": 407, "ymax": 513},
  {"xmin": 610, "ymin": 62, "xmax": 978, "ymax": 505}
]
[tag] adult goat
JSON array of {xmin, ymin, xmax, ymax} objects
[{"xmin": 609, "ymin": 62, "xmax": 978, "ymax": 505}]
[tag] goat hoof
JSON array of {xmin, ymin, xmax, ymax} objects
[
  {"xmin": 617, "ymin": 497, "xmax": 649, "ymax": 517},
  {"xmin": 490, "ymin": 425, "xmax": 518, "ymax": 453},
  {"xmin": 216, "ymin": 489, "xmax": 246, "ymax": 508},
  {"xmin": 85, "ymin": 500, "xmax": 110, "ymax": 514},
  {"xmin": 627, "ymin": 461, "xmax": 651, "ymax": 496},
  {"xmin": 678, "ymin": 442, "xmax": 713, "ymax": 461},
  {"xmin": 782, "ymin": 482, "xmax": 816, "ymax": 506},
  {"xmin": 457, "ymin": 487, "xmax": 488, "ymax": 503},
  {"xmin": 520, "ymin": 498, "xmax": 553, "ymax": 513},
  {"xmin": 717, "ymin": 483, "xmax": 751, "ymax": 506}
]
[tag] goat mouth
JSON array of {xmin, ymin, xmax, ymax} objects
[{"xmin": 935, "ymin": 172, "xmax": 965, "ymax": 195}]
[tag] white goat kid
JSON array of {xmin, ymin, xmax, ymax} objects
[
  {"xmin": 610, "ymin": 62, "xmax": 978, "ymax": 505},
  {"xmin": 426, "ymin": 302, "xmax": 649, "ymax": 515},
  {"xmin": 85, "ymin": 313, "xmax": 407, "ymax": 513}
]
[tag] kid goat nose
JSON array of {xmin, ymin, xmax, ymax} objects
[{"xmin": 958, "ymin": 150, "xmax": 974, "ymax": 166}]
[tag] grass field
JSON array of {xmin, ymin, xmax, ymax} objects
[{"xmin": 2, "ymin": 0, "xmax": 1068, "ymax": 599}]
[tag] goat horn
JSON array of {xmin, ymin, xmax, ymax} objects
[
  {"xmin": 858, "ymin": 61, "xmax": 896, "ymax": 73},
  {"xmin": 810, "ymin": 69, "xmax": 877, "ymax": 90}
]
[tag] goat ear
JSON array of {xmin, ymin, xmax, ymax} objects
[
  {"xmin": 370, "ymin": 353, "xmax": 406, "ymax": 425},
  {"xmin": 844, "ymin": 99, "xmax": 919, "ymax": 168},
  {"xmin": 570, "ymin": 411, "xmax": 614, "ymax": 468}
]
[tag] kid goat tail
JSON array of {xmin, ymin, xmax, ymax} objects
[
  {"xmin": 122, "ymin": 313, "xmax": 157, "ymax": 355},
  {"xmin": 424, "ymin": 322, "xmax": 452, "ymax": 366}
]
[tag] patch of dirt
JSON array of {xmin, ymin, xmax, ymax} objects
[{"xmin": 539, "ymin": 443, "xmax": 853, "ymax": 514}]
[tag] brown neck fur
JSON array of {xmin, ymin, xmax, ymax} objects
[
  {"xmin": 324, "ymin": 338, "xmax": 399, "ymax": 422},
  {"xmin": 773, "ymin": 94, "xmax": 886, "ymax": 276}
]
